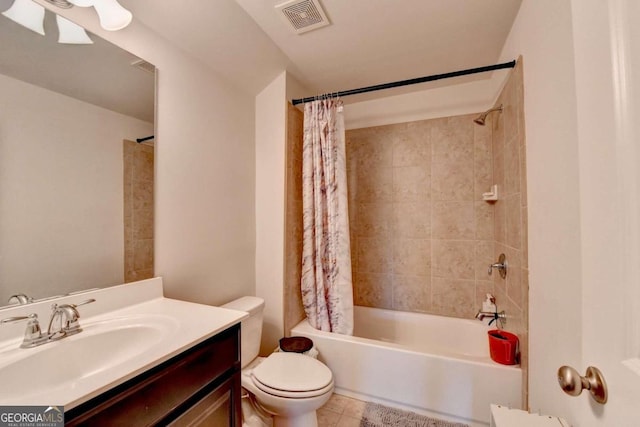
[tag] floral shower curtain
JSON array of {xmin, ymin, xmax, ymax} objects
[{"xmin": 301, "ymin": 99, "xmax": 354, "ymax": 335}]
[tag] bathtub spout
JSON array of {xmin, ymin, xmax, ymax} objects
[
  {"xmin": 475, "ymin": 311, "xmax": 494, "ymax": 321},
  {"xmin": 475, "ymin": 310, "xmax": 507, "ymax": 325}
]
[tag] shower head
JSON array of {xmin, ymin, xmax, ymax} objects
[{"xmin": 473, "ymin": 104, "xmax": 503, "ymax": 126}]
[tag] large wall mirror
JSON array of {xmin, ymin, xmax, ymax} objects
[{"xmin": 0, "ymin": 0, "xmax": 155, "ymax": 308}]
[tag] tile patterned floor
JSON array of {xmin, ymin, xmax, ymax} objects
[{"xmin": 318, "ymin": 393, "xmax": 368, "ymax": 427}]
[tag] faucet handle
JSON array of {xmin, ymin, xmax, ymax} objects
[
  {"xmin": 1, "ymin": 313, "xmax": 46, "ymax": 348},
  {"xmin": 7, "ymin": 294, "xmax": 33, "ymax": 305},
  {"xmin": 70, "ymin": 298, "xmax": 96, "ymax": 309},
  {"xmin": 488, "ymin": 253, "xmax": 508, "ymax": 278}
]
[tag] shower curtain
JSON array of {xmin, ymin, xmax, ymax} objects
[{"xmin": 301, "ymin": 99, "xmax": 354, "ymax": 335}]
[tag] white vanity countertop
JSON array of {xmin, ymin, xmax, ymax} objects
[{"xmin": 0, "ymin": 278, "xmax": 248, "ymax": 410}]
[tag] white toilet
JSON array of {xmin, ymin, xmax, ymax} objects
[{"xmin": 222, "ymin": 296, "xmax": 334, "ymax": 427}]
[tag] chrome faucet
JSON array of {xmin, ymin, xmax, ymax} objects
[
  {"xmin": 475, "ymin": 310, "xmax": 506, "ymax": 321},
  {"xmin": 475, "ymin": 310, "xmax": 507, "ymax": 327},
  {"xmin": 47, "ymin": 299, "xmax": 95, "ymax": 337},
  {"xmin": 0, "ymin": 298, "xmax": 96, "ymax": 349},
  {"xmin": 475, "ymin": 293, "xmax": 507, "ymax": 326},
  {"xmin": 488, "ymin": 253, "xmax": 507, "ymax": 278}
]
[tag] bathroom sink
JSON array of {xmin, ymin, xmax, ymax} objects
[
  {"xmin": 0, "ymin": 282, "xmax": 248, "ymax": 409},
  {"xmin": 0, "ymin": 314, "xmax": 179, "ymax": 402}
]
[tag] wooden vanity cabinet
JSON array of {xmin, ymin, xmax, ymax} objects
[{"xmin": 65, "ymin": 324, "xmax": 241, "ymax": 427}]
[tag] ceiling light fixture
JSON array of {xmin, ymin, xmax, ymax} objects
[
  {"xmin": 63, "ymin": 0, "xmax": 132, "ymax": 31},
  {"xmin": 2, "ymin": 0, "xmax": 46, "ymax": 35},
  {"xmin": 56, "ymin": 14, "xmax": 93, "ymax": 44},
  {"xmin": 3, "ymin": 0, "xmax": 132, "ymax": 44},
  {"xmin": 2, "ymin": 0, "xmax": 94, "ymax": 44}
]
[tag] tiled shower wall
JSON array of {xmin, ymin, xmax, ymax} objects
[
  {"xmin": 284, "ymin": 103, "xmax": 306, "ymax": 334},
  {"xmin": 346, "ymin": 115, "xmax": 496, "ymax": 318},
  {"xmin": 491, "ymin": 58, "xmax": 529, "ymax": 405},
  {"xmin": 124, "ymin": 140, "xmax": 154, "ymax": 283},
  {"xmin": 345, "ymin": 58, "xmax": 528, "ymax": 404}
]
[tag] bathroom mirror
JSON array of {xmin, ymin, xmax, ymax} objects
[{"xmin": 0, "ymin": 2, "xmax": 155, "ymax": 308}]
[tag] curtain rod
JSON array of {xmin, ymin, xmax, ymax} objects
[
  {"xmin": 136, "ymin": 135, "xmax": 154, "ymax": 143},
  {"xmin": 291, "ymin": 60, "xmax": 516, "ymax": 106}
]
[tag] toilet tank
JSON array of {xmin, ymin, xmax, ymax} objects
[{"xmin": 221, "ymin": 296, "xmax": 264, "ymax": 368}]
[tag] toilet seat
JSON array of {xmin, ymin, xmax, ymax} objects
[{"xmin": 250, "ymin": 352, "xmax": 333, "ymax": 399}]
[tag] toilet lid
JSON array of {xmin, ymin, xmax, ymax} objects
[{"xmin": 251, "ymin": 352, "xmax": 333, "ymax": 393}]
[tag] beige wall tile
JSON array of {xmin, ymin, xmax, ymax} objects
[
  {"xmin": 475, "ymin": 280, "xmax": 496, "ymax": 310},
  {"xmin": 493, "ymin": 242, "xmax": 508, "ymax": 295},
  {"xmin": 392, "ymin": 274, "xmax": 430, "ymax": 312},
  {"xmin": 133, "ymin": 208, "xmax": 153, "ymax": 240},
  {"xmin": 133, "ymin": 149, "xmax": 154, "ymax": 183},
  {"xmin": 475, "ymin": 240, "xmax": 495, "ymax": 281},
  {"xmin": 355, "ymin": 166, "xmax": 393, "ymax": 202},
  {"xmin": 520, "ymin": 143, "xmax": 528, "ymax": 207},
  {"xmin": 354, "ymin": 272, "xmax": 392, "ymax": 308},
  {"xmin": 289, "ymin": 161, "xmax": 303, "ymax": 203},
  {"xmin": 357, "ymin": 237, "xmax": 393, "ymax": 273},
  {"xmin": 504, "ymin": 135, "xmax": 521, "ymax": 196},
  {"xmin": 392, "ymin": 201, "xmax": 431, "ymax": 238},
  {"xmin": 432, "ymin": 201, "xmax": 475, "ymax": 239},
  {"xmin": 341, "ymin": 77, "xmax": 527, "ymax": 352},
  {"xmin": 503, "ymin": 80, "xmax": 519, "ymax": 144},
  {"xmin": 124, "ymin": 140, "xmax": 154, "ymax": 284},
  {"xmin": 133, "ymin": 239, "xmax": 154, "ymax": 270},
  {"xmin": 494, "ymin": 199, "xmax": 506, "ymax": 243},
  {"xmin": 431, "ymin": 161, "xmax": 474, "ymax": 201},
  {"xmin": 132, "ymin": 178, "xmax": 153, "ymax": 211},
  {"xmin": 354, "ymin": 137, "xmax": 393, "ymax": 168},
  {"xmin": 475, "ymin": 201, "xmax": 495, "ymax": 240},
  {"xmin": 393, "ymin": 131, "xmax": 431, "ymax": 167},
  {"xmin": 355, "ymin": 202, "xmax": 393, "ymax": 237},
  {"xmin": 284, "ymin": 104, "xmax": 306, "ymax": 333},
  {"xmin": 432, "ymin": 277, "xmax": 475, "ymax": 318},
  {"xmin": 392, "ymin": 166, "xmax": 430, "ymax": 202},
  {"xmin": 505, "ymin": 194, "xmax": 522, "ymax": 249},
  {"xmin": 504, "ymin": 245, "xmax": 523, "ymax": 309},
  {"xmin": 431, "ymin": 116, "xmax": 474, "ymax": 164},
  {"xmin": 474, "ymin": 123, "xmax": 494, "ymax": 200},
  {"xmin": 392, "ymin": 238, "xmax": 431, "ymax": 276},
  {"xmin": 432, "ymin": 240, "xmax": 475, "ymax": 279},
  {"xmin": 521, "ymin": 206, "xmax": 529, "ymax": 269}
]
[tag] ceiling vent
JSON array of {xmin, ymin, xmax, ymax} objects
[
  {"xmin": 275, "ymin": 0, "xmax": 330, "ymax": 35},
  {"xmin": 131, "ymin": 59, "xmax": 155, "ymax": 74}
]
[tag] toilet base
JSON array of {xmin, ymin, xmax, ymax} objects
[{"xmin": 273, "ymin": 411, "xmax": 318, "ymax": 427}]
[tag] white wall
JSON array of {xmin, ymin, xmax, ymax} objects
[
  {"xmin": 255, "ymin": 72, "xmax": 287, "ymax": 354},
  {"xmin": 498, "ymin": 0, "xmax": 584, "ymax": 420},
  {"xmin": 0, "ymin": 73, "xmax": 152, "ymax": 301},
  {"xmin": 37, "ymin": 3, "xmax": 257, "ymax": 305}
]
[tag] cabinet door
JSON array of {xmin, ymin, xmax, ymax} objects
[{"xmin": 168, "ymin": 377, "xmax": 232, "ymax": 427}]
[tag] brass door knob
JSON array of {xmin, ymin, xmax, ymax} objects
[{"xmin": 557, "ymin": 365, "xmax": 608, "ymax": 404}]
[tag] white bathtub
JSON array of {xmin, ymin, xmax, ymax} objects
[{"xmin": 291, "ymin": 306, "xmax": 521, "ymax": 427}]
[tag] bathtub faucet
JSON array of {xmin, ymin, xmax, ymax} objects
[{"xmin": 475, "ymin": 310, "xmax": 507, "ymax": 326}]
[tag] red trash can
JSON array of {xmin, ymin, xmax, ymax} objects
[{"xmin": 488, "ymin": 330, "xmax": 519, "ymax": 365}]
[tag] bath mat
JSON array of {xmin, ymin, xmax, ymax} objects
[{"xmin": 360, "ymin": 402, "xmax": 469, "ymax": 427}]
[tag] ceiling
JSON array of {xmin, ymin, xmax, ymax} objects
[
  {"xmin": 122, "ymin": 0, "xmax": 522, "ymax": 103},
  {"xmin": 235, "ymin": 0, "xmax": 523, "ymax": 100},
  {"xmin": 1, "ymin": 0, "xmax": 522, "ymax": 115}
]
